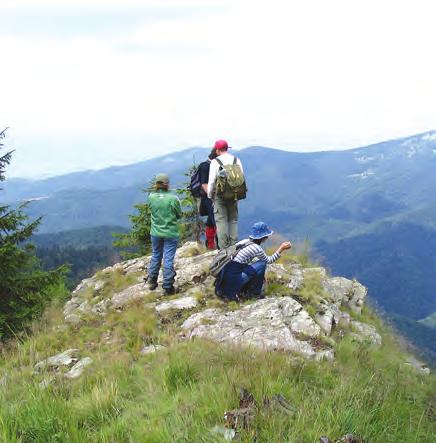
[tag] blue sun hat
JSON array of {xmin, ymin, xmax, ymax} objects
[{"xmin": 249, "ymin": 222, "xmax": 274, "ymax": 240}]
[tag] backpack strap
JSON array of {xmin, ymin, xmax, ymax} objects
[
  {"xmin": 216, "ymin": 158, "xmax": 224, "ymax": 168},
  {"xmin": 233, "ymin": 156, "xmax": 237, "ymax": 165},
  {"xmin": 233, "ymin": 240, "xmax": 254, "ymax": 255}
]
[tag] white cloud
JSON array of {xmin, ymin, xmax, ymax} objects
[{"xmin": 1, "ymin": 0, "xmax": 436, "ymax": 177}]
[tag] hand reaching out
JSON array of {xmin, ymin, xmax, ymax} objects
[{"xmin": 278, "ymin": 241, "xmax": 292, "ymax": 253}]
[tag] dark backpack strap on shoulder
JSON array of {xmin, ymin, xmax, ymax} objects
[
  {"xmin": 235, "ymin": 239, "xmax": 254, "ymax": 251},
  {"xmin": 216, "ymin": 158, "xmax": 224, "ymax": 168},
  {"xmin": 233, "ymin": 156, "xmax": 237, "ymax": 165}
]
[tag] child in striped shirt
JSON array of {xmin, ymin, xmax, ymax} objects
[{"xmin": 215, "ymin": 222, "xmax": 292, "ymax": 301}]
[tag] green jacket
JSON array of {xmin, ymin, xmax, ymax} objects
[{"xmin": 148, "ymin": 189, "xmax": 182, "ymax": 238}]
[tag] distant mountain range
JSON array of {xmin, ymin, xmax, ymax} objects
[{"xmin": 5, "ymin": 131, "xmax": 436, "ymax": 363}]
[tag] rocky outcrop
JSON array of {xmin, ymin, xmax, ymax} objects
[
  {"xmin": 404, "ymin": 356, "xmax": 431, "ymax": 376},
  {"xmin": 322, "ymin": 277, "xmax": 367, "ymax": 315},
  {"xmin": 155, "ymin": 295, "xmax": 198, "ymax": 313},
  {"xmin": 350, "ymin": 320, "xmax": 382, "ymax": 346},
  {"xmin": 34, "ymin": 349, "xmax": 93, "ymax": 384},
  {"xmin": 61, "ymin": 241, "xmax": 385, "ymax": 363},
  {"xmin": 111, "ymin": 284, "xmax": 150, "ymax": 309},
  {"xmin": 180, "ymin": 297, "xmax": 333, "ymax": 360},
  {"xmin": 64, "ymin": 357, "xmax": 93, "ymax": 379},
  {"xmin": 140, "ymin": 344, "xmax": 166, "ymax": 355},
  {"xmin": 34, "ymin": 349, "xmax": 80, "ymax": 372}
]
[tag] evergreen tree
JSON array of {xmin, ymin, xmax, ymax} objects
[
  {"xmin": 0, "ymin": 129, "xmax": 66, "ymax": 339},
  {"xmin": 113, "ymin": 180, "xmax": 153, "ymax": 259},
  {"xmin": 177, "ymin": 164, "xmax": 203, "ymax": 243}
]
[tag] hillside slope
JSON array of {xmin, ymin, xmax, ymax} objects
[{"xmin": 0, "ymin": 243, "xmax": 434, "ymax": 442}]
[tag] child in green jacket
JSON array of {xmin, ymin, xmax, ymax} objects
[{"xmin": 147, "ymin": 173, "xmax": 182, "ymax": 295}]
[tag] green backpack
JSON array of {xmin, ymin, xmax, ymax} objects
[{"xmin": 215, "ymin": 156, "xmax": 247, "ymax": 201}]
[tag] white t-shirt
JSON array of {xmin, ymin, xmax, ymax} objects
[{"xmin": 207, "ymin": 152, "xmax": 244, "ymax": 199}]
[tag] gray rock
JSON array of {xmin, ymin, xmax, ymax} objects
[
  {"xmin": 338, "ymin": 311, "xmax": 351, "ymax": 328},
  {"xmin": 123, "ymin": 257, "xmax": 149, "ymax": 275},
  {"xmin": 404, "ymin": 356, "xmax": 430, "ymax": 375},
  {"xmin": 268, "ymin": 263, "xmax": 292, "ymax": 282},
  {"xmin": 348, "ymin": 281, "xmax": 367, "ymax": 314},
  {"xmin": 64, "ymin": 314, "xmax": 82, "ymax": 325},
  {"xmin": 35, "ymin": 349, "xmax": 80, "ymax": 372},
  {"xmin": 303, "ymin": 267, "xmax": 327, "ymax": 278},
  {"xmin": 322, "ymin": 277, "xmax": 354, "ymax": 305},
  {"xmin": 140, "ymin": 344, "xmax": 166, "ymax": 355},
  {"xmin": 39, "ymin": 376, "xmax": 55, "ymax": 390},
  {"xmin": 174, "ymin": 257, "xmax": 212, "ymax": 287},
  {"xmin": 211, "ymin": 425, "xmax": 236, "ymax": 441},
  {"xmin": 64, "ymin": 357, "xmax": 93, "ymax": 379},
  {"xmin": 202, "ymin": 275, "xmax": 216, "ymax": 287},
  {"xmin": 94, "ymin": 280, "xmax": 105, "ymax": 292},
  {"xmin": 182, "ymin": 297, "xmax": 327, "ymax": 359},
  {"xmin": 181, "ymin": 308, "xmax": 220, "ymax": 330},
  {"xmin": 112, "ymin": 263, "xmax": 124, "ymax": 273},
  {"xmin": 156, "ymin": 296, "xmax": 198, "ymax": 313},
  {"xmin": 72, "ymin": 277, "xmax": 105, "ymax": 296},
  {"xmin": 315, "ymin": 303, "xmax": 342, "ymax": 335},
  {"xmin": 111, "ymin": 283, "xmax": 150, "ymax": 308},
  {"xmin": 175, "ymin": 241, "xmax": 207, "ymax": 258},
  {"xmin": 322, "ymin": 277, "xmax": 367, "ymax": 315},
  {"xmin": 71, "ymin": 278, "xmax": 94, "ymax": 295},
  {"xmin": 350, "ymin": 320, "xmax": 382, "ymax": 346},
  {"xmin": 314, "ymin": 349, "xmax": 335, "ymax": 361},
  {"xmin": 63, "ymin": 297, "xmax": 81, "ymax": 316},
  {"xmin": 76, "ymin": 300, "xmax": 91, "ymax": 314},
  {"xmin": 315, "ymin": 309, "xmax": 335, "ymax": 335},
  {"xmin": 288, "ymin": 267, "xmax": 305, "ymax": 291},
  {"xmin": 91, "ymin": 299, "xmax": 111, "ymax": 316}
]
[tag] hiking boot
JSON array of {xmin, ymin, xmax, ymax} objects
[
  {"xmin": 163, "ymin": 286, "xmax": 177, "ymax": 296},
  {"xmin": 148, "ymin": 279, "xmax": 158, "ymax": 291}
]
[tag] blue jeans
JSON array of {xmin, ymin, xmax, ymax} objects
[
  {"xmin": 240, "ymin": 260, "xmax": 267, "ymax": 295},
  {"xmin": 216, "ymin": 259, "xmax": 267, "ymax": 300},
  {"xmin": 148, "ymin": 236, "xmax": 178, "ymax": 289}
]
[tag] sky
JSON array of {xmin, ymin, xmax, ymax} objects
[{"xmin": 1, "ymin": 0, "xmax": 436, "ymax": 178}]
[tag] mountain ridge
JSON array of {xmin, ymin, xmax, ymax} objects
[
  {"xmin": 5, "ymin": 130, "xmax": 436, "ymax": 202},
  {"xmin": 0, "ymin": 241, "xmax": 434, "ymax": 441}
]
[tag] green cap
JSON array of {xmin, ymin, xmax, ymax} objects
[{"xmin": 155, "ymin": 173, "xmax": 169, "ymax": 184}]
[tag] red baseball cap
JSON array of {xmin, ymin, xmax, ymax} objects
[{"xmin": 214, "ymin": 139, "xmax": 229, "ymax": 150}]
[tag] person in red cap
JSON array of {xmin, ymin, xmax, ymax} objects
[
  {"xmin": 207, "ymin": 139, "xmax": 246, "ymax": 248},
  {"xmin": 197, "ymin": 148, "xmax": 218, "ymax": 249}
]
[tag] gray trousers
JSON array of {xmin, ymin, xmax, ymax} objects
[{"xmin": 214, "ymin": 197, "xmax": 238, "ymax": 249}]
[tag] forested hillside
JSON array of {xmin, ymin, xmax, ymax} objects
[{"xmin": 33, "ymin": 226, "xmax": 127, "ymax": 289}]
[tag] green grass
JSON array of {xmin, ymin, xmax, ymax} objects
[
  {"xmin": 93, "ymin": 269, "xmax": 140, "ymax": 300},
  {"xmin": 295, "ymin": 272, "xmax": 332, "ymax": 308},
  {"xmin": 0, "ymin": 296, "xmax": 435, "ymax": 443}
]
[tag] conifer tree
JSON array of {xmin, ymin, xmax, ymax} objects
[
  {"xmin": 176, "ymin": 164, "xmax": 203, "ymax": 243},
  {"xmin": 0, "ymin": 129, "xmax": 66, "ymax": 339},
  {"xmin": 113, "ymin": 180, "xmax": 153, "ymax": 259}
]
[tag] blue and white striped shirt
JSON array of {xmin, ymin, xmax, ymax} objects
[{"xmin": 233, "ymin": 239, "xmax": 281, "ymax": 265}]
